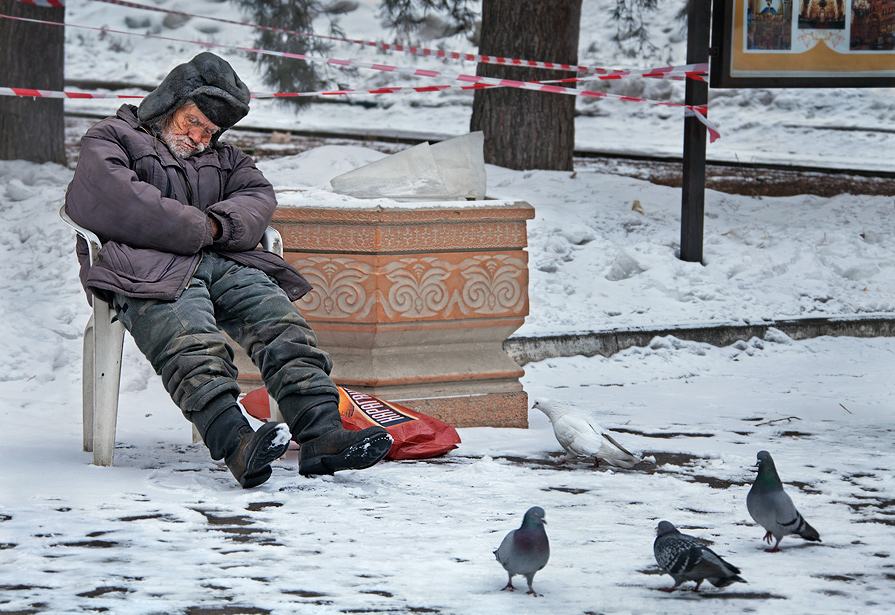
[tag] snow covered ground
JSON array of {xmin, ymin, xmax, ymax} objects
[{"xmin": 1, "ymin": 1, "xmax": 894, "ymax": 613}]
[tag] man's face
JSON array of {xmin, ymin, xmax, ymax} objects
[{"xmin": 162, "ymin": 103, "xmax": 220, "ymax": 158}]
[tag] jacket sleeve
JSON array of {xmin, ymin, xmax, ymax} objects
[
  {"xmin": 65, "ymin": 126, "xmax": 213, "ymax": 256},
  {"xmin": 206, "ymin": 146, "xmax": 278, "ymax": 252}
]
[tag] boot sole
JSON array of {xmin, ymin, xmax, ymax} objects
[
  {"xmin": 240, "ymin": 422, "xmax": 290, "ymax": 489},
  {"xmin": 300, "ymin": 431, "xmax": 393, "ymax": 476}
]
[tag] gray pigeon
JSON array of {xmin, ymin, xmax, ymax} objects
[
  {"xmin": 653, "ymin": 521, "xmax": 747, "ymax": 592},
  {"xmin": 494, "ymin": 506, "xmax": 550, "ymax": 596},
  {"xmin": 747, "ymin": 450, "xmax": 821, "ymax": 552}
]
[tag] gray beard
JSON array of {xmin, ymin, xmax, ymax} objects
[{"xmin": 160, "ymin": 125, "xmax": 206, "ymax": 159}]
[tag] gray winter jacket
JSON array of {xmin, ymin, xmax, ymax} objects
[{"xmin": 65, "ymin": 104, "xmax": 311, "ymax": 304}]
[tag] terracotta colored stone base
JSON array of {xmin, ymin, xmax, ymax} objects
[
  {"xmin": 236, "ymin": 371, "xmax": 529, "ymax": 429},
  {"xmin": 232, "ymin": 200, "xmax": 535, "ymax": 430},
  {"xmin": 389, "ymin": 391, "xmax": 529, "ymax": 429}
]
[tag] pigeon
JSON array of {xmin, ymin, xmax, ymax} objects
[
  {"xmin": 532, "ymin": 398, "xmax": 641, "ymax": 468},
  {"xmin": 747, "ymin": 450, "xmax": 821, "ymax": 552},
  {"xmin": 494, "ymin": 506, "xmax": 550, "ymax": 596},
  {"xmin": 653, "ymin": 521, "xmax": 747, "ymax": 592}
]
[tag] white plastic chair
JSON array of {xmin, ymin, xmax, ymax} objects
[{"xmin": 59, "ymin": 204, "xmax": 284, "ymax": 466}]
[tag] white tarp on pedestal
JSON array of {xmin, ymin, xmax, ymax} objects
[{"xmin": 330, "ymin": 132, "xmax": 486, "ymax": 201}]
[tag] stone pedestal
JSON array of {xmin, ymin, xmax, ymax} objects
[{"xmin": 267, "ymin": 199, "xmax": 535, "ymax": 428}]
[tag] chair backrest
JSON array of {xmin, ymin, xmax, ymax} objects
[{"xmin": 59, "ymin": 204, "xmax": 102, "ymax": 265}]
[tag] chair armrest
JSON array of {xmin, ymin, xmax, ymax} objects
[
  {"xmin": 59, "ymin": 203, "xmax": 284, "ymax": 261},
  {"xmin": 262, "ymin": 226, "xmax": 283, "ymax": 257},
  {"xmin": 59, "ymin": 203, "xmax": 103, "ymax": 265}
]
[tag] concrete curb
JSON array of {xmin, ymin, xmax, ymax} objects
[{"xmin": 504, "ymin": 314, "xmax": 895, "ymax": 366}]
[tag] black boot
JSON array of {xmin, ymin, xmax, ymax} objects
[
  {"xmin": 203, "ymin": 406, "xmax": 290, "ymax": 488},
  {"xmin": 279, "ymin": 394, "xmax": 392, "ymax": 476}
]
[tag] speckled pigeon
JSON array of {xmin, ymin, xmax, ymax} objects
[
  {"xmin": 532, "ymin": 398, "xmax": 641, "ymax": 468},
  {"xmin": 747, "ymin": 450, "xmax": 821, "ymax": 552},
  {"xmin": 494, "ymin": 506, "xmax": 550, "ymax": 596},
  {"xmin": 653, "ymin": 521, "xmax": 746, "ymax": 592}
]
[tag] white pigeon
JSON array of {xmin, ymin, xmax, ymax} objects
[{"xmin": 532, "ymin": 398, "xmax": 641, "ymax": 469}]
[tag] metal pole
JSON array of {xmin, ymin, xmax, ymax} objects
[{"xmin": 680, "ymin": 0, "xmax": 711, "ymax": 263}]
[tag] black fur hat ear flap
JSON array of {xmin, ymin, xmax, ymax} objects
[{"xmin": 138, "ymin": 52, "xmax": 250, "ymax": 136}]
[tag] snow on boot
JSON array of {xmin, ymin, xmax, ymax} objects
[
  {"xmin": 297, "ymin": 425, "xmax": 393, "ymax": 476},
  {"xmin": 279, "ymin": 394, "xmax": 392, "ymax": 476},
  {"xmin": 225, "ymin": 422, "xmax": 291, "ymax": 488}
]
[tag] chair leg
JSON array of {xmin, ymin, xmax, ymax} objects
[
  {"xmin": 92, "ymin": 300, "xmax": 125, "ymax": 467},
  {"xmin": 270, "ymin": 394, "xmax": 285, "ymax": 423},
  {"xmin": 83, "ymin": 300, "xmax": 244, "ymax": 461},
  {"xmin": 82, "ymin": 314, "xmax": 96, "ymax": 453}
]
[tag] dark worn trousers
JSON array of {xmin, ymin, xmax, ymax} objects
[{"xmin": 111, "ymin": 251, "xmax": 339, "ymax": 436}]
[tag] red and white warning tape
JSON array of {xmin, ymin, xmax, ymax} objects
[
  {"xmin": 0, "ymin": 12, "xmax": 719, "ymax": 141},
  {"xmin": 15, "ymin": 0, "xmax": 64, "ymax": 7},
  {"xmin": 0, "ymin": 87, "xmax": 142, "ymax": 99},
  {"xmin": 270, "ymin": 86, "xmax": 718, "ymax": 142},
  {"xmin": 0, "ymin": 83, "xmax": 494, "ymax": 100}
]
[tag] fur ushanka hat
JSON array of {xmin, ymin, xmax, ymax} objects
[{"xmin": 138, "ymin": 52, "xmax": 250, "ymax": 140}]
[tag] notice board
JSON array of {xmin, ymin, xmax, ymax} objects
[{"xmin": 711, "ymin": 0, "xmax": 895, "ymax": 87}]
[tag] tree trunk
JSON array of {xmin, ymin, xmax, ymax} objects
[
  {"xmin": 470, "ymin": 0, "xmax": 582, "ymax": 171},
  {"xmin": 0, "ymin": 0, "xmax": 66, "ymax": 164}
]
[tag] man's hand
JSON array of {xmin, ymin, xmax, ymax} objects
[{"xmin": 208, "ymin": 214, "xmax": 222, "ymax": 240}]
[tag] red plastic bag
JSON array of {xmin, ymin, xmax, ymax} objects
[{"xmin": 240, "ymin": 386, "xmax": 460, "ymax": 460}]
